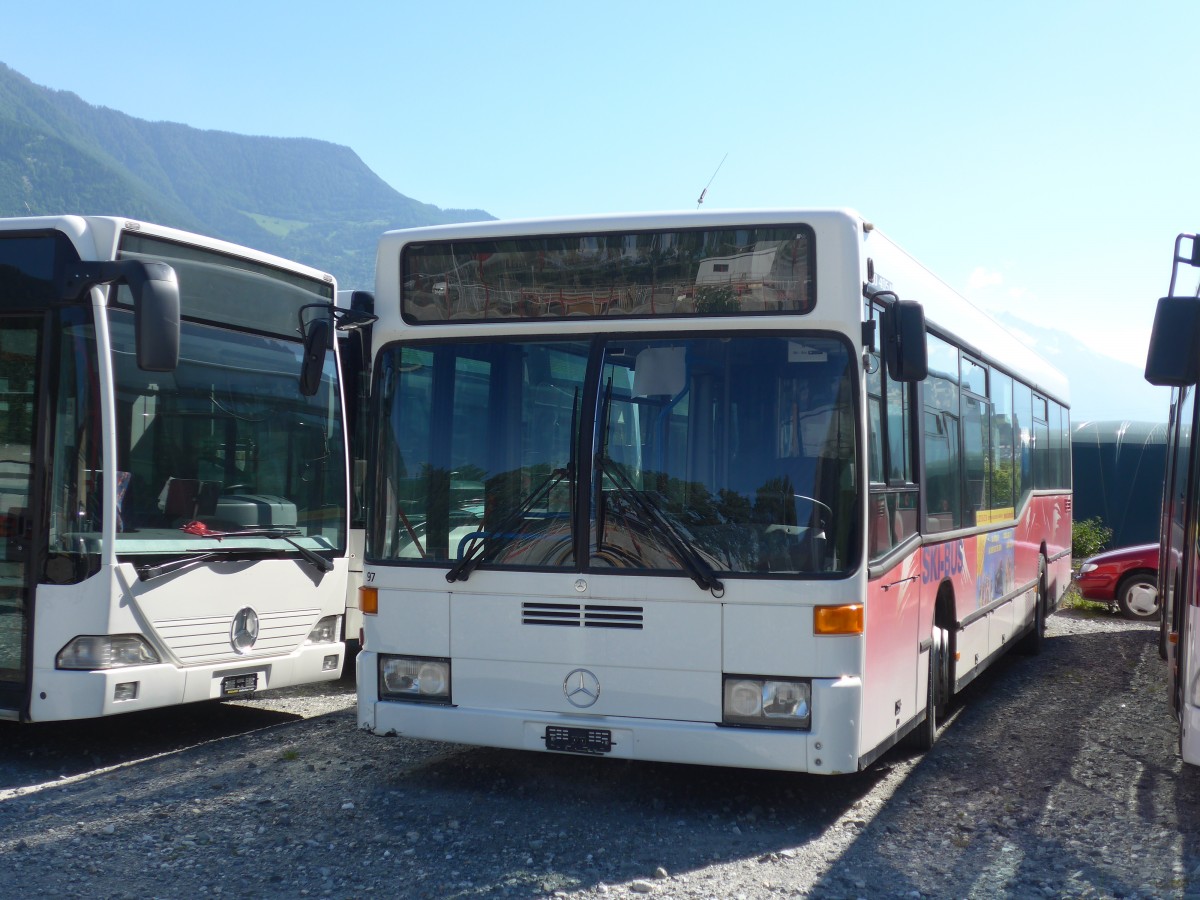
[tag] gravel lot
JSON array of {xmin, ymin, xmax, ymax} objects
[{"xmin": 1, "ymin": 607, "xmax": 1198, "ymax": 899}]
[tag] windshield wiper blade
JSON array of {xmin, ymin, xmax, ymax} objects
[
  {"xmin": 172, "ymin": 524, "xmax": 335, "ymax": 575},
  {"xmin": 446, "ymin": 466, "xmax": 569, "ymax": 583},
  {"xmin": 241, "ymin": 528, "xmax": 335, "ymax": 574},
  {"xmin": 596, "ymin": 379, "xmax": 722, "ymax": 594},
  {"xmin": 597, "ymin": 455, "xmax": 723, "ymax": 594},
  {"xmin": 137, "ymin": 552, "xmax": 227, "ymax": 582},
  {"xmin": 274, "ymin": 534, "xmax": 334, "ymax": 574}
]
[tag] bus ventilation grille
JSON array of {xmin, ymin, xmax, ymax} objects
[{"xmin": 522, "ymin": 602, "xmax": 644, "ymax": 629}]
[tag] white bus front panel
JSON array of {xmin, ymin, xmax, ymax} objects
[{"xmin": 28, "ymin": 559, "xmax": 346, "ymax": 721}]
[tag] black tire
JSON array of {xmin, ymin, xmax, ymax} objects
[
  {"xmin": 1161, "ymin": 572, "xmax": 1180, "ymax": 661},
  {"xmin": 908, "ymin": 626, "xmax": 947, "ymax": 752},
  {"xmin": 1019, "ymin": 556, "xmax": 1047, "ymax": 655},
  {"xmin": 1116, "ymin": 572, "xmax": 1160, "ymax": 621},
  {"xmin": 1159, "ymin": 578, "xmax": 1172, "ymax": 661}
]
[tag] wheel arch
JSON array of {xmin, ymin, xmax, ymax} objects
[{"xmin": 1115, "ymin": 567, "xmax": 1157, "ymax": 591}]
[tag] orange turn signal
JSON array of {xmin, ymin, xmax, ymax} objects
[
  {"xmin": 359, "ymin": 585, "xmax": 378, "ymax": 616},
  {"xmin": 814, "ymin": 604, "xmax": 864, "ymax": 635}
]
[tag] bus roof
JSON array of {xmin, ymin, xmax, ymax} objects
[
  {"xmin": 0, "ymin": 215, "xmax": 336, "ymax": 285},
  {"xmin": 377, "ymin": 207, "xmax": 864, "ymax": 243},
  {"xmin": 375, "ymin": 208, "xmax": 1069, "ymax": 407},
  {"xmin": 864, "ymin": 224, "xmax": 1069, "ymax": 407}
]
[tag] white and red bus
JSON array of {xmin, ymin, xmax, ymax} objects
[
  {"xmin": 1145, "ymin": 231, "xmax": 1200, "ymax": 766},
  {"xmin": 0, "ymin": 215, "xmax": 364, "ymax": 722},
  {"xmin": 356, "ymin": 210, "xmax": 1071, "ymax": 773}
]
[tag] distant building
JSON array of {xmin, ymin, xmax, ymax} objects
[{"xmin": 1072, "ymin": 420, "xmax": 1168, "ymax": 548}]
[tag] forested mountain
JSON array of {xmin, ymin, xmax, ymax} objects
[{"xmin": 0, "ymin": 62, "xmax": 491, "ymax": 287}]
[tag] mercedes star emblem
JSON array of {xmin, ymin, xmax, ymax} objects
[
  {"xmin": 563, "ymin": 668, "xmax": 601, "ymax": 708},
  {"xmin": 230, "ymin": 607, "xmax": 260, "ymax": 654}
]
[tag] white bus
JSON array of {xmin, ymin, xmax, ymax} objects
[
  {"xmin": 356, "ymin": 210, "xmax": 1072, "ymax": 773},
  {"xmin": 336, "ymin": 289, "xmax": 375, "ymax": 654},
  {"xmin": 0, "ymin": 215, "xmax": 362, "ymax": 722},
  {"xmin": 1145, "ymin": 231, "xmax": 1200, "ymax": 766}
]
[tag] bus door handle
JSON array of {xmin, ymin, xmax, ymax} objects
[{"xmin": 881, "ymin": 576, "xmax": 917, "ymax": 592}]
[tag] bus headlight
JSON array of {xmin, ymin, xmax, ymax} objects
[
  {"xmin": 379, "ymin": 655, "xmax": 451, "ymax": 703},
  {"xmin": 722, "ymin": 676, "xmax": 811, "ymax": 729},
  {"xmin": 305, "ymin": 615, "xmax": 341, "ymax": 645},
  {"xmin": 56, "ymin": 635, "xmax": 160, "ymax": 670}
]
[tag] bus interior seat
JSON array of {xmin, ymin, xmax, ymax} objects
[
  {"xmin": 163, "ymin": 478, "xmax": 222, "ymax": 520},
  {"xmin": 163, "ymin": 478, "xmax": 200, "ymax": 519}
]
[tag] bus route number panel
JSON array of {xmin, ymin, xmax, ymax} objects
[{"xmin": 544, "ymin": 725, "xmax": 613, "ymax": 755}]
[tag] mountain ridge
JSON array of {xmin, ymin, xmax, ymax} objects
[{"xmin": 0, "ymin": 61, "xmax": 491, "ymax": 287}]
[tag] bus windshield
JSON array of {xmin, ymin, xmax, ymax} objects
[
  {"xmin": 370, "ymin": 334, "xmax": 857, "ymax": 577},
  {"xmin": 107, "ymin": 311, "xmax": 346, "ymax": 557}
]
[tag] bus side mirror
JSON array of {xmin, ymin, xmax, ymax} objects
[
  {"xmin": 299, "ymin": 317, "xmax": 331, "ymax": 396},
  {"xmin": 127, "ymin": 261, "xmax": 180, "ymax": 373},
  {"xmin": 882, "ymin": 299, "xmax": 928, "ymax": 382},
  {"xmin": 1145, "ymin": 296, "xmax": 1200, "ymax": 386},
  {"xmin": 58, "ymin": 259, "xmax": 180, "ymax": 372}
]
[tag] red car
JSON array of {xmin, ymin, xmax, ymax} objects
[{"xmin": 1075, "ymin": 543, "xmax": 1160, "ymax": 620}]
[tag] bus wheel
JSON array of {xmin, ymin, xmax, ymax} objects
[
  {"xmin": 908, "ymin": 625, "xmax": 947, "ymax": 752},
  {"xmin": 1019, "ymin": 556, "xmax": 1047, "ymax": 656}
]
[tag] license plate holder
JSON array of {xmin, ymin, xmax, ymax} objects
[
  {"xmin": 221, "ymin": 673, "xmax": 258, "ymax": 697},
  {"xmin": 544, "ymin": 725, "xmax": 612, "ymax": 755}
]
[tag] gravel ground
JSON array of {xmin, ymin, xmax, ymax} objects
[{"xmin": 1, "ymin": 606, "xmax": 1198, "ymax": 899}]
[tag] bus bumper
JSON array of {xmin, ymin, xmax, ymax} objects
[
  {"xmin": 28, "ymin": 642, "xmax": 344, "ymax": 722},
  {"xmin": 356, "ymin": 651, "xmax": 862, "ymax": 774}
]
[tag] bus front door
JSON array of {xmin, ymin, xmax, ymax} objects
[{"xmin": 0, "ymin": 316, "xmax": 40, "ymax": 716}]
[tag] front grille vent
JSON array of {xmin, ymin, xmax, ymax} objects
[{"xmin": 522, "ymin": 602, "xmax": 644, "ymax": 630}]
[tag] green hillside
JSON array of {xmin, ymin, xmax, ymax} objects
[{"xmin": 0, "ymin": 62, "xmax": 492, "ymax": 288}]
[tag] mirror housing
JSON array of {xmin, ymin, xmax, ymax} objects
[
  {"xmin": 299, "ymin": 317, "xmax": 331, "ymax": 396},
  {"xmin": 58, "ymin": 259, "xmax": 180, "ymax": 372},
  {"xmin": 882, "ymin": 299, "xmax": 928, "ymax": 382},
  {"xmin": 347, "ymin": 289, "xmax": 375, "ymax": 318},
  {"xmin": 1145, "ymin": 295, "xmax": 1200, "ymax": 387},
  {"xmin": 127, "ymin": 261, "xmax": 181, "ymax": 372}
]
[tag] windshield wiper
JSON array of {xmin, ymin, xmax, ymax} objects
[
  {"xmin": 445, "ymin": 466, "xmax": 570, "ymax": 583},
  {"xmin": 446, "ymin": 388, "xmax": 579, "ymax": 584},
  {"xmin": 137, "ymin": 551, "xmax": 230, "ymax": 582},
  {"xmin": 229, "ymin": 527, "xmax": 335, "ymax": 575},
  {"xmin": 596, "ymin": 380, "xmax": 723, "ymax": 594},
  {"xmin": 137, "ymin": 525, "xmax": 335, "ymax": 582},
  {"xmin": 596, "ymin": 455, "xmax": 723, "ymax": 594}
]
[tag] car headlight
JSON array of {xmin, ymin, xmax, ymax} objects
[
  {"xmin": 1079, "ymin": 563, "xmax": 1098, "ymax": 574},
  {"xmin": 305, "ymin": 615, "xmax": 341, "ymax": 645},
  {"xmin": 379, "ymin": 655, "xmax": 451, "ymax": 703},
  {"xmin": 56, "ymin": 635, "xmax": 160, "ymax": 670},
  {"xmin": 722, "ymin": 676, "xmax": 811, "ymax": 729}
]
